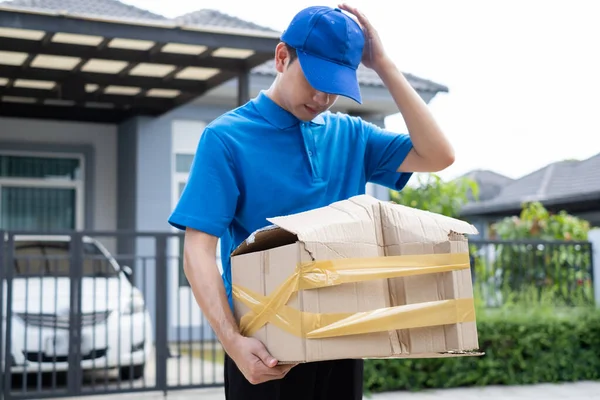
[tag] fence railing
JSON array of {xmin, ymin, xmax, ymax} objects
[
  {"xmin": 469, "ymin": 239, "xmax": 595, "ymax": 307},
  {"xmin": 1, "ymin": 230, "xmax": 223, "ymax": 400},
  {"xmin": 0, "ymin": 231, "xmax": 595, "ymax": 399}
]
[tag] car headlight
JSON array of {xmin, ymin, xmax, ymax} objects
[{"xmin": 122, "ymin": 291, "xmax": 146, "ymax": 315}]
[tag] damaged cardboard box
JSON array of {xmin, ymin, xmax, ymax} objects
[{"xmin": 230, "ymin": 194, "xmax": 482, "ymax": 363}]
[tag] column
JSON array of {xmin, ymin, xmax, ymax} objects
[
  {"xmin": 237, "ymin": 70, "xmax": 250, "ymax": 106},
  {"xmin": 350, "ymin": 112, "xmax": 391, "ymax": 202},
  {"xmin": 589, "ymin": 228, "xmax": 600, "ymax": 307}
]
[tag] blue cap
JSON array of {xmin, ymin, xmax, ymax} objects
[{"xmin": 281, "ymin": 6, "xmax": 365, "ymax": 104}]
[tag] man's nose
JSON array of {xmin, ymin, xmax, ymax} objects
[{"xmin": 313, "ymin": 91, "xmax": 329, "ymax": 106}]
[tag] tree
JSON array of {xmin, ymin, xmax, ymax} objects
[
  {"xmin": 389, "ymin": 173, "xmax": 479, "ymax": 218},
  {"xmin": 489, "ymin": 202, "xmax": 593, "ymax": 305},
  {"xmin": 492, "ymin": 201, "xmax": 590, "ymax": 241}
]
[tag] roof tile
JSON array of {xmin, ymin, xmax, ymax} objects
[
  {"xmin": 173, "ymin": 9, "xmax": 277, "ymax": 32},
  {"xmin": 2, "ymin": 0, "xmax": 167, "ymax": 20},
  {"xmin": 461, "ymin": 153, "xmax": 600, "ymax": 215}
]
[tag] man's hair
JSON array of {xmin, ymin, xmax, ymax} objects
[{"xmin": 283, "ymin": 42, "xmax": 297, "ymax": 64}]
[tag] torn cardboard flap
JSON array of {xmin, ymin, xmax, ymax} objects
[
  {"xmin": 266, "ymin": 195, "xmax": 383, "ymax": 261},
  {"xmin": 233, "ymin": 195, "xmax": 478, "ymax": 259},
  {"xmin": 230, "ymin": 194, "xmax": 482, "ymax": 363}
]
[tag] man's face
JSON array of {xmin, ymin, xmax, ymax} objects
[{"xmin": 274, "ymin": 44, "xmax": 339, "ymax": 121}]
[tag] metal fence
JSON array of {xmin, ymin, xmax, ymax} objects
[
  {"xmin": 469, "ymin": 239, "xmax": 595, "ymax": 307},
  {"xmin": 0, "ymin": 231, "xmax": 595, "ymax": 399},
  {"xmin": 0, "ymin": 230, "xmax": 223, "ymax": 400}
]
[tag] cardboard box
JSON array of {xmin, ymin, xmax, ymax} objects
[{"xmin": 230, "ymin": 194, "xmax": 482, "ymax": 363}]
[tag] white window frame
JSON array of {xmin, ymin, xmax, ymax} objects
[
  {"xmin": 171, "ymin": 154, "xmax": 194, "ymax": 219},
  {"xmin": 0, "ymin": 150, "xmax": 85, "ymax": 230}
]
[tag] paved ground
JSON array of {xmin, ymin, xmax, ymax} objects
[{"xmin": 54, "ymin": 381, "xmax": 600, "ymax": 399}]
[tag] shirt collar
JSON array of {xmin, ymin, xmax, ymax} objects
[{"xmin": 252, "ymin": 91, "xmax": 325, "ymax": 130}]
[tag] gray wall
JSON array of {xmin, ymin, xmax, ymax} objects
[
  {"xmin": 135, "ymin": 104, "xmax": 229, "ymax": 232},
  {"xmin": 125, "ymin": 102, "xmax": 231, "ymax": 343},
  {"xmin": 116, "ymin": 117, "xmax": 138, "ymax": 258}
]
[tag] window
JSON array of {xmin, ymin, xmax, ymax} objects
[
  {"xmin": 0, "ymin": 152, "xmax": 84, "ymax": 231},
  {"xmin": 176, "ymin": 179, "xmax": 189, "ymax": 286},
  {"xmin": 175, "ymin": 154, "xmax": 194, "ymax": 173}
]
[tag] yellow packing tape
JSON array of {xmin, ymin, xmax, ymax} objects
[{"xmin": 232, "ymin": 252, "xmax": 474, "ymax": 338}]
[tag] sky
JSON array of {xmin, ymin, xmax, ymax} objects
[{"xmin": 123, "ymin": 0, "xmax": 600, "ymax": 181}]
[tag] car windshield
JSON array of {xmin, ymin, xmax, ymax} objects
[{"xmin": 12, "ymin": 241, "xmax": 120, "ymax": 278}]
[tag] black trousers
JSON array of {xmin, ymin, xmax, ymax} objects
[{"xmin": 224, "ymin": 354, "xmax": 363, "ymax": 400}]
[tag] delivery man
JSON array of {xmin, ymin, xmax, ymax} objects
[{"xmin": 168, "ymin": 3, "xmax": 455, "ymax": 399}]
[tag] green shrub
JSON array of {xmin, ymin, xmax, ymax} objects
[{"xmin": 363, "ymin": 304, "xmax": 600, "ymax": 393}]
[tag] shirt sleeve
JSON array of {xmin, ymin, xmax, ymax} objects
[
  {"xmin": 168, "ymin": 127, "xmax": 239, "ymax": 238},
  {"xmin": 362, "ymin": 119, "xmax": 414, "ymax": 191}
]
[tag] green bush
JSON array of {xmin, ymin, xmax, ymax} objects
[
  {"xmin": 486, "ymin": 202, "xmax": 593, "ymax": 306},
  {"xmin": 363, "ymin": 304, "xmax": 600, "ymax": 393}
]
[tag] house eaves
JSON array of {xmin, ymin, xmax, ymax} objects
[
  {"xmin": 251, "ymin": 60, "xmax": 449, "ymax": 94},
  {"xmin": 460, "ymin": 152, "xmax": 600, "ymax": 217},
  {"xmin": 0, "ymin": 0, "xmax": 280, "ymax": 123}
]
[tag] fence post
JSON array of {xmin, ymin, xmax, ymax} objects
[
  {"xmin": 589, "ymin": 228, "xmax": 600, "ymax": 307},
  {"xmin": 0, "ymin": 230, "xmax": 4, "ymax": 400},
  {"xmin": 154, "ymin": 235, "xmax": 168, "ymax": 395},
  {"xmin": 68, "ymin": 232, "xmax": 84, "ymax": 395}
]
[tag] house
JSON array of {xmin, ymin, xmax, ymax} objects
[
  {"xmin": 460, "ymin": 152, "xmax": 600, "ymax": 238},
  {"xmin": 0, "ymin": 0, "xmax": 450, "ymax": 341},
  {"xmin": 452, "ymin": 169, "xmax": 514, "ymax": 238}
]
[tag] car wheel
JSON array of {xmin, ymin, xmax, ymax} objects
[{"xmin": 119, "ymin": 363, "xmax": 145, "ymax": 380}]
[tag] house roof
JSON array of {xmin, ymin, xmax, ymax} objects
[
  {"xmin": 461, "ymin": 153, "xmax": 600, "ymax": 216},
  {"xmin": 173, "ymin": 9, "xmax": 277, "ymax": 33},
  {"xmin": 2, "ymin": 0, "xmax": 167, "ymax": 20},
  {"xmin": 0, "ymin": 0, "xmax": 449, "ymax": 123},
  {"xmin": 0, "ymin": 0, "xmax": 280, "ymax": 123},
  {"xmin": 457, "ymin": 169, "xmax": 514, "ymax": 202},
  {"xmin": 251, "ymin": 60, "xmax": 448, "ymax": 93}
]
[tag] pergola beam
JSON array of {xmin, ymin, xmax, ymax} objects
[
  {"xmin": 0, "ymin": 86, "xmax": 175, "ymax": 110},
  {"xmin": 0, "ymin": 6, "xmax": 280, "ymax": 122},
  {"xmin": 0, "ymin": 38, "xmax": 246, "ymax": 72},
  {"xmin": 0, "ymin": 65, "xmax": 208, "ymax": 92},
  {"xmin": 0, "ymin": 102, "xmax": 139, "ymax": 122}
]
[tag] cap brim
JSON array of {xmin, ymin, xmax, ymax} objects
[{"xmin": 297, "ymin": 51, "xmax": 362, "ymax": 104}]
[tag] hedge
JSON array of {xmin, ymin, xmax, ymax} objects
[{"xmin": 363, "ymin": 305, "xmax": 600, "ymax": 393}]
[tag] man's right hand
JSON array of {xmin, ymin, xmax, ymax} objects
[{"xmin": 226, "ymin": 335, "xmax": 297, "ymax": 385}]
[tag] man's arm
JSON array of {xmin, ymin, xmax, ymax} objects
[
  {"xmin": 183, "ymin": 228, "xmax": 295, "ymax": 384},
  {"xmin": 340, "ymin": 3, "xmax": 455, "ymax": 173},
  {"xmin": 183, "ymin": 229, "xmax": 239, "ymax": 349},
  {"xmin": 375, "ymin": 60, "xmax": 455, "ymax": 173}
]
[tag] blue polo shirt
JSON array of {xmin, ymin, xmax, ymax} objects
[{"xmin": 168, "ymin": 91, "xmax": 413, "ymax": 309}]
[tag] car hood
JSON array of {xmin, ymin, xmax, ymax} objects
[{"xmin": 5, "ymin": 277, "xmax": 135, "ymax": 314}]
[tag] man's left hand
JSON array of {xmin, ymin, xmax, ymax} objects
[{"xmin": 338, "ymin": 3, "xmax": 391, "ymax": 73}]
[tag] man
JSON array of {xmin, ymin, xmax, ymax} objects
[{"xmin": 168, "ymin": 4, "xmax": 454, "ymax": 399}]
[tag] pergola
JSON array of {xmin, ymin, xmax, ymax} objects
[{"xmin": 0, "ymin": 5, "xmax": 281, "ymax": 123}]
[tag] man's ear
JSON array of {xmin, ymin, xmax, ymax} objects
[{"xmin": 274, "ymin": 42, "xmax": 289, "ymax": 73}]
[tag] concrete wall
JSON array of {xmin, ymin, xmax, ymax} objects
[{"xmin": 128, "ymin": 103, "xmax": 231, "ymax": 343}]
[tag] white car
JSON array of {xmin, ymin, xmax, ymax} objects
[{"xmin": 2, "ymin": 235, "xmax": 153, "ymax": 380}]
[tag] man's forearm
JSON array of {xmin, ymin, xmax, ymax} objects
[
  {"xmin": 183, "ymin": 243, "xmax": 240, "ymax": 351},
  {"xmin": 374, "ymin": 58, "xmax": 455, "ymax": 171}
]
